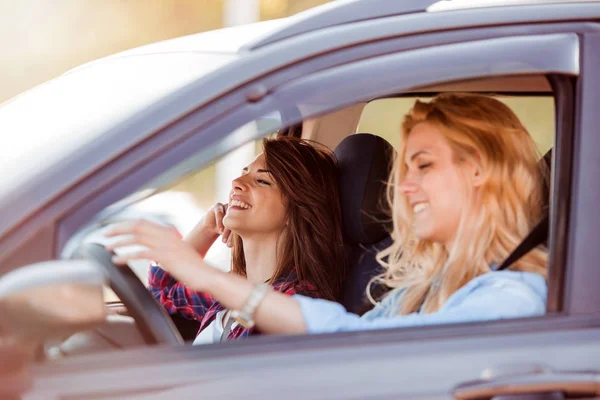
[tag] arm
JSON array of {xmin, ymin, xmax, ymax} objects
[
  {"xmin": 107, "ymin": 219, "xmax": 307, "ymax": 333},
  {"xmin": 106, "ymin": 220, "xmax": 545, "ymax": 336},
  {"xmin": 193, "ymin": 270, "xmax": 309, "ymax": 335},
  {"xmin": 292, "ymin": 273, "xmax": 546, "ymax": 333},
  {"xmin": 166, "ymin": 269, "xmax": 546, "ymax": 335}
]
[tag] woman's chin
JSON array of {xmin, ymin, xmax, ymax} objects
[
  {"xmin": 413, "ymin": 225, "xmax": 435, "ymax": 242},
  {"xmin": 222, "ymin": 217, "xmax": 238, "ymax": 232}
]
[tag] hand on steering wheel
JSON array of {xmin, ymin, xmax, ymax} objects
[{"xmin": 104, "ymin": 219, "xmax": 220, "ymax": 297}]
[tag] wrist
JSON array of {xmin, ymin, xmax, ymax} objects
[
  {"xmin": 185, "ymin": 225, "xmax": 219, "ymax": 252},
  {"xmin": 230, "ymin": 283, "xmax": 270, "ymax": 329},
  {"xmin": 183, "ymin": 262, "xmax": 223, "ymax": 293}
]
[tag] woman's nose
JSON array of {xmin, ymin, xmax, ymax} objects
[
  {"xmin": 398, "ymin": 178, "xmax": 419, "ymax": 195},
  {"xmin": 232, "ymin": 175, "xmax": 248, "ymax": 192}
]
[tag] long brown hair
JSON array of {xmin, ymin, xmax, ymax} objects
[{"xmin": 230, "ymin": 137, "xmax": 346, "ymax": 302}]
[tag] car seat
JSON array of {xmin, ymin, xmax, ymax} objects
[{"xmin": 334, "ymin": 133, "xmax": 396, "ymax": 314}]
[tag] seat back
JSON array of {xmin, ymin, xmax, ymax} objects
[{"xmin": 334, "ymin": 133, "xmax": 396, "ymax": 314}]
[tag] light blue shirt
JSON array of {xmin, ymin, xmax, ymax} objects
[{"xmin": 294, "ymin": 271, "xmax": 547, "ymax": 334}]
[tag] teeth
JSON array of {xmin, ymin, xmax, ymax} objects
[
  {"xmin": 413, "ymin": 203, "xmax": 428, "ymax": 214},
  {"xmin": 230, "ymin": 199, "xmax": 251, "ymax": 209}
]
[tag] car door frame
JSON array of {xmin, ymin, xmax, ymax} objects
[
  {"xmin": 562, "ymin": 30, "xmax": 600, "ymax": 315},
  {"xmin": 25, "ymin": 23, "xmax": 600, "ymax": 399},
  {"xmin": 58, "ymin": 29, "xmax": 580, "ymax": 315}
]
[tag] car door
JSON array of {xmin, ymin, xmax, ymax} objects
[{"xmin": 22, "ymin": 17, "xmax": 600, "ymax": 400}]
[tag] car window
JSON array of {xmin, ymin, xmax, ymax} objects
[
  {"xmin": 98, "ymin": 94, "xmax": 556, "ymax": 308},
  {"xmin": 358, "ymin": 95, "xmax": 555, "ymax": 156},
  {"xmin": 54, "ymin": 31, "xmax": 570, "ymax": 349}
]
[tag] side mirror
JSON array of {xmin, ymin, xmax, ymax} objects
[{"xmin": 0, "ymin": 260, "xmax": 107, "ymax": 342}]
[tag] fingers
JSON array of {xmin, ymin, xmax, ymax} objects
[
  {"xmin": 214, "ymin": 203, "xmax": 227, "ymax": 234},
  {"xmin": 106, "ymin": 219, "xmax": 174, "ymax": 238},
  {"xmin": 104, "ymin": 236, "xmax": 149, "ymax": 253},
  {"xmin": 226, "ymin": 232, "xmax": 233, "ymax": 248},
  {"xmin": 111, "ymin": 250, "xmax": 154, "ymax": 265},
  {"xmin": 221, "ymin": 228, "xmax": 232, "ymax": 245},
  {"xmin": 104, "ymin": 219, "xmax": 177, "ymax": 244}
]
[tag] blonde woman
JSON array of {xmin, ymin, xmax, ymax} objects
[{"xmin": 107, "ymin": 93, "xmax": 548, "ymax": 334}]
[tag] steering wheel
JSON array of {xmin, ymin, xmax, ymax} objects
[{"xmin": 73, "ymin": 243, "xmax": 183, "ymax": 346}]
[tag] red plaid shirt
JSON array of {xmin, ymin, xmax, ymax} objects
[{"xmin": 148, "ymin": 264, "xmax": 322, "ymax": 341}]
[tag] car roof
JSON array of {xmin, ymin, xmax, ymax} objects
[
  {"xmin": 427, "ymin": 0, "xmax": 600, "ymax": 12},
  {"xmin": 69, "ymin": 0, "xmax": 600, "ymax": 65},
  {"xmin": 244, "ymin": 0, "xmax": 600, "ymax": 49}
]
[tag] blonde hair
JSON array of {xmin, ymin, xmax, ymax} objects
[{"xmin": 373, "ymin": 93, "xmax": 548, "ymax": 315}]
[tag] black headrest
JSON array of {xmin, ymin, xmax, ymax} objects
[{"xmin": 334, "ymin": 134, "xmax": 396, "ymax": 245}]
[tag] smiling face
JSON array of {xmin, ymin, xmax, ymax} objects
[
  {"xmin": 399, "ymin": 122, "xmax": 476, "ymax": 247},
  {"xmin": 222, "ymin": 153, "xmax": 287, "ymax": 238}
]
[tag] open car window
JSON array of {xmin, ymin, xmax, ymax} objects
[{"xmin": 90, "ymin": 81, "xmax": 559, "ymax": 331}]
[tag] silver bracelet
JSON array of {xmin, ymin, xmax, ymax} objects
[{"xmin": 230, "ymin": 283, "xmax": 271, "ymax": 329}]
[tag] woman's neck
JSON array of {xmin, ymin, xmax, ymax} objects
[{"xmin": 241, "ymin": 233, "xmax": 280, "ymax": 284}]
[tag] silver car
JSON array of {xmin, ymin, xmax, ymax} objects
[{"xmin": 1, "ymin": 0, "xmax": 599, "ymax": 398}]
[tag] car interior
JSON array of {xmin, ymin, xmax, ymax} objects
[{"xmin": 41, "ymin": 73, "xmax": 557, "ymax": 358}]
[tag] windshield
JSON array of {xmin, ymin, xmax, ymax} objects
[{"xmin": 0, "ymin": 52, "xmax": 234, "ymax": 202}]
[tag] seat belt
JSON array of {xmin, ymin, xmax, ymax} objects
[
  {"xmin": 496, "ymin": 149, "xmax": 552, "ymax": 271},
  {"xmin": 220, "ymin": 311, "xmax": 235, "ymax": 342},
  {"xmin": 495, "ymin": 214, "xmax": 549, "ymax": 271}
]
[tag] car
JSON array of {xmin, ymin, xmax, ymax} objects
[{"xmin": 1, "ymin": 0, "xmax": 600, "ymax": 398}]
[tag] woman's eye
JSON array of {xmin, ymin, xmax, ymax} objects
[
  {"xmin": 418, "ymin": 162, "xmax": 432, "ymax": 170},
  {"xmin": 257, "ymin": 179, "xmax": 271, "ymax": 185}
]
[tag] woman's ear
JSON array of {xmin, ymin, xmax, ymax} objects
[
  {"xmin": 467, "ymin": 158, "xmax": 485, "ymax": 187},
  {"xmin": 473, "ymin": 168, "xmax": 484, "ymax": 187}
]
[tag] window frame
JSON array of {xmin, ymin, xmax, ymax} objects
[
  {"xmin": 54, "ymin": 30, "xmax": 585, "ymax": 327},
  {"xmin": 30, "ymin": 25, "xmax": 596, "ymax": 340},
  {"xmin": 545, "ymin": 75, "xmax": 574, "ymax": 313}
]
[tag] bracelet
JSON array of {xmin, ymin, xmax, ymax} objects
[{"xmin": 230, "ymin": 283, "xmax": 271, "ymax": 329}]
